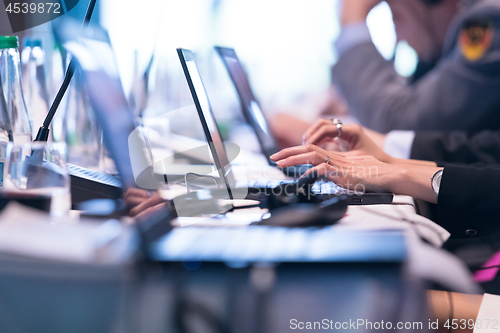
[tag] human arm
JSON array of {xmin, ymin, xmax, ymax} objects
[
  {"xmin": 303, "ymin": 120, "xmax": 500, "ymax": 167},
  {"xmin": 272, "ymin": 143, "xmax": 500, "ymax": 237},
  {"xmin": 332, "ymin": 1, "xmax": 500, "ymax": 133},
  {"xmin": 333, "ymin": 37, "xmax": 500, "ymax": 132},
  {"xmin": 269, "ymin": 113, "xmax": 313, "ymax": 148},
  {"xmin": 270, "ymin": 144, "xmax": 441, "ymax": 203},
  {"xmin": 428, "ymin": 290, "xmax": 483, "ymax": 333},
  {"xmin": 338, "ymin": 0, "xmax": 381, "ymax": 26},
  {"xmin": 437, "ymin": 164, "xmax": 500, "ymax": 238},
  {"xmin": 428, "ymin": 291, "xmax": 500, "ymax": 333}
]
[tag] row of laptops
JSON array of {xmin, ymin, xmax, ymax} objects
[
  {"xmin": 215, "ymin": 46, "xmax": 304, "ymax": 173},
  {"xmin": 53, "ymin": 26, "xmax": 483, "ymax": 306},
  {"xmin": 61, "ymin": 22, "xmax": 392, "ymax": 212},
  {"xmin": 177, "ymin": 47, "xmax": 393, "ymax": 205}
]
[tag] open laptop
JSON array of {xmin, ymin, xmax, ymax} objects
[
  {"xmin": 214, "ymin": 46, "xmax": 311, "ymax": 177},
  {"xmin": 58, "ymin": 23, "xmax": 174, "ymax": 240},
  {"xmin": 60, "ymin": 28, "xmax": 147, "ymax": 191},
  {"xmin": 177, "ymin": 48, "xmax": 393, "ymax": 205}
]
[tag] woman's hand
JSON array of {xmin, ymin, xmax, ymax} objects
[
  {"xmin": 271, "ymin": 144, "xmax": 396, "ymax": 193},
  {"xmin": 303, "ymin": 121, "xmax": 395, "ymax": 164},
  {"xmin": 270, "ymin": 144, "xmax": 440, "ymax": 203}
]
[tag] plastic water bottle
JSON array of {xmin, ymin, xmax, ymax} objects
[
  {"xmin": 0, "ymin": 36, "xmax": 33, "ymax": 144},
  {"xmin": 62, "ymin": 68, "xmax": 102, "ymax": 169},
  {"xmin": 0, "ymin": 75, "xmax": 13, "ymax": 143},
  {"xmin": 0, "ymin": 73, "xmax": 13, "ymax": 189},
  {"xmin": 21, "ymin": 38, "xmax": 50, "ymax": 140}
]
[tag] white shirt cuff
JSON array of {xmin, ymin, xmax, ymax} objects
[
  {"xmin": 383, "ymin": 131, "xmax": 416, "ymax": 160},
  {"xmin": 474, "ymin": 294, "xmax": 500, "ymax": 333},
  {"xmin": 334, "ymin": 22, "xmax": 372, "ymax": 57}
]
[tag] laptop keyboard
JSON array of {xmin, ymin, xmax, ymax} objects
[
  {"xmin": 67, "ymin": 163, "xmax": 122, "ymax": 187},
  {"xmin": 151, "ymin": 226, "xmax": 407, "ymax": 263}
]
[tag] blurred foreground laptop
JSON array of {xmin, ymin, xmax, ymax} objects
[
  {"xmin": 59, "ymin": 27, "xmax": 151, "ymax": 192},
  {"xmin": 58, "ymin": 23, "xmax": 174, "ymax": 238},
  {"xmin": 177, "ymin": 48, "xmax": 393, "ymax": 205}
]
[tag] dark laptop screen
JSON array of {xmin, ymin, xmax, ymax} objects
[
  {"xmin": 177, "ymin": 48, "xmax": 236, "ymax": 199},
  {"xmin": 215, "ymin": 46, "xmax": 279, "ymax": 157}
]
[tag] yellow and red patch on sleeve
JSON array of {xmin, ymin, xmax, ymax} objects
[{"xmin": 459, "ymin": 19, "xmax": 494, "ymax": 62}]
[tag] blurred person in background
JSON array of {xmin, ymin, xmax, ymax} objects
[
  {"xmin": 272, "ymin": 0, "xmax": 500, "ymax": 147},
  {"xmin": 335, "ymin": 0, "xmax": 500, "ymax": 132}
]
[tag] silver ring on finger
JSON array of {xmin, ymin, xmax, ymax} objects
[
  {"xmin": 332, "ymin": 118, "xmax": 342, "ymax": 138},
  {"xmin": 325, "ymin": 155, "xmax": 331, "ymax": 165}
]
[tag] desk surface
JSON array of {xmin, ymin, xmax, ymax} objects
[
  {"xmin": 149, "ymin": 195, "xmax": 451, "ymax": 263},
  {"xmin": 168, "ymin": 195, "xmax": 448, "ymax": 245},
  {"xmin": 0, "ymin": 196, "xmax": 471, "ymax": 333},
  {"xmin": 145, "ymin": 197, "xmax": 441, "ymax": 333}
]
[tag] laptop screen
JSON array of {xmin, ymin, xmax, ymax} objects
[
  {"xmin": 215, "ymin": 47, "xmax": 279, "ymax": 157},
  {"xmin": 177, "ymin": 48, "xmax": 236, "ymax": 199},
  {"xmin": 62, "ymin": 26, "xmax": 155, "ymax": 191}
]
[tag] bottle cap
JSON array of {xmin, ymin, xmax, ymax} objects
[
  {"xmin": 23, "ymin": 38, "xmax": 42, "ymax": 49},
  {"xmin": 0, "ymin": 36, "xmax": 19, "ymax": 49}
]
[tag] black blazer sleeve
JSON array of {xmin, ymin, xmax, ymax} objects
[
  {"xmin": 438, "ymin": 164, "xmax": 500, "ymax": 238},
  {"xmin": 410, "ymin": 130, "xmax": 500, "ymax": 165}
]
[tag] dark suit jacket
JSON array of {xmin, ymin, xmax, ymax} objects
[
  {"xmin": 438, "ymin": 164, "xmax": 500, "ymax": 238},
  {"xmin": 332, "ymin": 0, "xmax": 500, "ymax": 132},
  {"xmin": 411, "ymin": 130, "xmax": 500, "ymax": 165}
]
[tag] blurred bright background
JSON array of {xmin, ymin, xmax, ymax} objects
[
  {"xmin": 99, "ymin": 0, "xmax": 418, "ymax": 123},
  {"xmin": 21, "ymin": 0, "xmax": 419, "ymax": 147}
]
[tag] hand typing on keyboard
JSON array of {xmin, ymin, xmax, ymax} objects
[{"xmin": 124, "ymin": 189, "xmax": 168, "ymax": 219}]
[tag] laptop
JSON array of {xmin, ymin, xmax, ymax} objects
[
  {"xmin": 214, "ymin": 46, "xmax": 311, "ymax": 177},
  {"xmin": 177, "ymin": 48, "xmax": 393, "ymax": 205},
  {"xmin": 57, "ymin": 23, "xmax": 175, "ymax": 241},
  {"xmin": 60, "ymin": 29, "xmax": 147, "ymax": 191}
]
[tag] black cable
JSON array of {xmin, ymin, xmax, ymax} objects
[{"xmin": 34, "ymin": 0, "xmax": 98, "ymax": 141}]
